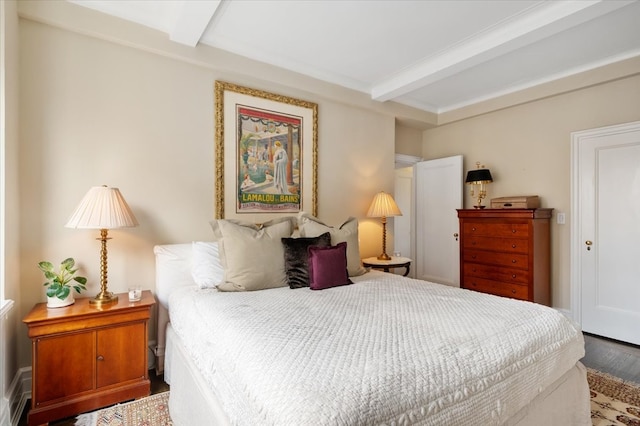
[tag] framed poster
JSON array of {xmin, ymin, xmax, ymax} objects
[{"xmin": 215, "ymin": 81, "xmax": 318, "ymax": 221}]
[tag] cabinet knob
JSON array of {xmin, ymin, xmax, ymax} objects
[
  {"xmin": 512, "ymin": 229, "xmax": 517, "ymax": 233},
  {"xmin": 511, "ymin": 259, "xmax": 517, "ymax": 263},
  {"xmin": 511, "ymin": 290, "xmax": 517, "ymax": 294},
  {"xmin": 97, "ymin": 355, "xmax": 104, "ymax": 361},
  {"xmin": 511, "ymin": 244, "xmax": 516, "ymax": 248},
  {"xmin": 471, "ymin": 227, "xmax": 476, "ymax": 231},
  {"xmin": 511, "ymin": 274, "xmax": 516, "ymax": 278}
]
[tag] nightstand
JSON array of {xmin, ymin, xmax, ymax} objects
[
  {"xmin": 362, "ymin": 257, "xmax": 412, "ymax": 277},
  {"xmin": 23, "ymin": 290, "xmax": 155, "ymax": 425}
]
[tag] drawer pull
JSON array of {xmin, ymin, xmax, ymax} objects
[
  {"xmin": 511, "ymin": 274, "xmax": 516, "ymax": 278},
  {"xmin": 472, "ymin": 227, "xmax": 477, "ymax": 231},
  {"xmin": 511, "ymin": 290, "xmax": 517, "ymax": 294},
  {"xmin": 472, "ymin": 268, "xmax": 477, "ymax": 272},
  {"xmin": 511, "ymin": 244, "xmax": 516, "ymax": 248},
  {"xmin": 511, "ymin": 259, "xmax": 517, "ymax": 263},
  {"xmin": 97, "ymin": 355, "xmax": 104, "ymax": 361},
  {"xmin": 472, "ymin": 255, "xmax": 477, "ymax": 259},
  {"xmin": 512, "ymin": 229, "xmax": 517, "ymax": 233}
]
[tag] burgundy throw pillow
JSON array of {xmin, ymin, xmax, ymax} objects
[{"xmin": 308, "ymin": 242, "xmax": 353, "ymax": 290}]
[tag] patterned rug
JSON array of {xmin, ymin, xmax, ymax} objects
[
  {"xmin": 75, "ymin": 392, "xmax": 171, "ymax": 426},
  {"xmin": 589, "ymin": 369, "xmax": 640, "ymax": 426}
]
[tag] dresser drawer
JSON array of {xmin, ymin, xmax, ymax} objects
[
  {"xmin": 463, "ymin": 222, "xmax": 529, "ymax": 238},
  {"xmin": 463, "ymin": 249, "xmax": 529, "ymax": 269},
  {"xmin": 463, "ymin": 276, "xmax": 529, "ymax": 300},
  {"xmin": 463, "ymin": 263, "xmax": 528, "ymax": 284},
  {"xmin": 463, "ymin": 236, "xmax": 529, "ymax": 254}
]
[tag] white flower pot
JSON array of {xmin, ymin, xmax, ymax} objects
[{"xmin": 47, "ymin": 291, "xmax": 75, "ymax": 308}]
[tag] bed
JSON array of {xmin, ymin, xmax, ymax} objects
[{"xmin": 153, "ymin": 216, "xmax": 590, "ymax": 426}]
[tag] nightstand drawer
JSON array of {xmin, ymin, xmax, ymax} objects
[
  {"xmin": 463, "ymin": 276, "xmax": 528, "ymax": 300},
  {"xmin": 463, "ymin": 249, "xmax": 529, "ymax": 269},
  {"xmin": 463, "ymin": 236, "xmax": 529, "ymax": 254},
  {"xmin": 463, "ymin": 263, "xmax": 528, "ymax": 284}
]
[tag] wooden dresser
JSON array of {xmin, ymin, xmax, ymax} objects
[
  {"xmin": 457, "ymin": 208, "xmax": 552, "ymax": 305},
  {"xmin": 23, "ymin": 291, "xmax": 155, "ymax": 425}
]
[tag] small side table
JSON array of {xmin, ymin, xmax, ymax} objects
[
  {"xmin": 362, "ymin": 257, "xmax": 412, "ymax": 277},
  {"xmin": 23, "ymin": 291, "xmax": 155, "ymax": 425}
]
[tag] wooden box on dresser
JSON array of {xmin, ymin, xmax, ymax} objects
[
  {"xmin": 457, "ymin": 208, "xmax": 553, "ymax": 305},
  {"xmin": 23, "ymin": 291, "xmax": 155, "ymax": 425}
]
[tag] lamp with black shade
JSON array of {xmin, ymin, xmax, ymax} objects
[{"xmin": 465, "ymin": 162, "xmax": 493, "ymax": 209}]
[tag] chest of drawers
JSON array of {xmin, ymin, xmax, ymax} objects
[{"xmin": 457, "ymin": 208, "xmax": 552, "ymax": 305}]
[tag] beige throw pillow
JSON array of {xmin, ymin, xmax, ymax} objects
[
  {"xmin": 210, "ymin": 217, "xmax": 295, "ymax": 291},
  {"xmin": 298, "ymin": 212, "xmax": 367, "ymax": 277}
]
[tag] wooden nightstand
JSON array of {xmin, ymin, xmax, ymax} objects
[
  {"xmin": 362, "ymin": 257, "xmax": 412, "ymax": 276},
  {"xmin": 23, "ymin": 291, "xmax": 155, "ymax": 425}
]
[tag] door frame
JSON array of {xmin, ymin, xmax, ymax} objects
[{"xmin": 570, "ymin": 120, "xmax": 640, "ymax": 324}]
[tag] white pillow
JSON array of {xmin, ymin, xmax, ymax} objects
[
  {"xmin": 210, "ymin": 217, "xmax": 296, "ymax": 291},
  {"xmin": 297, "ymin": 212, "xmax": 367, "ymax": 277},
  {"xmin": 191, "ymin": 241, "xmax": 224, "ymax": 289}
]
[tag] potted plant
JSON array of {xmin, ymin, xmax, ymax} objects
[{"xmin": 38, "ymin": 258, "xmax": 87, "ymax": 308}]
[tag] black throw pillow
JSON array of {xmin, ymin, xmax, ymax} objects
[{"xmin": 281, "ymin": 232, "xmax": 331, "ymax": 289}]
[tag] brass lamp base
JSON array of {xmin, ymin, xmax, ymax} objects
[
  {"xmin": 89, "ymin": 292, "xmax": 118, "ymax": 307},
  {"xmin": 377, "ymin": 253, "xmax": 392, "ymax": 260}
]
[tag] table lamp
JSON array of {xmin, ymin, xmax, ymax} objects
[
  {"xmin": 367, "ymin": 191, "xmax": 402, "ymax": 260},
  {"xmin": 65, "ymin": 185, "xmax": 138, "ymax": 306},
  {"xmin": 465, "ymin": 162, "xmax": 493, "ymax": 209}
]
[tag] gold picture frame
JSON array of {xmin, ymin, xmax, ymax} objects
[{"xmin": 215, "ymin": 81, "xmax": 318, "ymax": 220}]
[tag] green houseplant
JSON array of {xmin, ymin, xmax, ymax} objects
[{"xmin": 38, "ymin": 258, "xmax": 87, "ymax": 308}]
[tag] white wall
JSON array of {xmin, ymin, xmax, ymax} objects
[
  {"xmin": 1, "ymin": 0, "xmax": 22, "ymax": 423},
  {"xmin": 14, "ymin": 13, "xmax": 398, "ymax": 370},
  {"xmin": 422, "ymin": 74, "xmax": 640, "ymax": 310}
]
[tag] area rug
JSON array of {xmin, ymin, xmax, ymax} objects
[
  {"xmin": 75, "ymin": 391, "xmax": 171, "ymax": 426},
  {"xmin": 589, "ymin": 368, "xmax": 640, "ymax": 426}
]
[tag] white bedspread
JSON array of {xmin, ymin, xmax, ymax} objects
[{"xmin": 168, "ymin": 271, "xmax": 584, "ymax": 426}]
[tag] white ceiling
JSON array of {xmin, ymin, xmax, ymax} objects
[{"xmin": 67, "ymin": 0, "xmax": 640, "ymax": 115}]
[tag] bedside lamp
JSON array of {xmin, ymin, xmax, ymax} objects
[
  {"xmin": 465, "ymin": 162, "xmax": 493, "ymax": 209},
  {"xmin": 65, "ymin": 186, "xmax": 138, "ymax": 306},
  {"xmin": 367, "ymin": 191, "xmax": 402, "ymax": 260}
]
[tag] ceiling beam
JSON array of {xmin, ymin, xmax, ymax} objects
[
  {"xmin": 371, "ymin": 0, "xmax": 632, "ymax": 103},
  {"xmin": 170, "ymin": 0, "xmax": 222, "ymax": 47}
]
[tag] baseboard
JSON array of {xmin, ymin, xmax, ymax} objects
[
  {"xmin": 148, "ymin": 339, "xmax": 157, "ymax": 371},
  {"xmin": 7, "ymin": 367, "xmax": 30, "ymax": 426},
  {"xmin": 555, "ymin": 308, "xmax": 575, "ymax": 321}
]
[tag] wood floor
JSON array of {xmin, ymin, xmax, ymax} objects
[
  {"xmin": 17, "ymin": 333, "xmax": 640, "ymax": 425},
  {"xmin": 581, "ymin": 332, "xmax": 640, "ymax": 383}
]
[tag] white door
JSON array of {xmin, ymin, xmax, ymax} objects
[
  {"xmin": 414, "ymin": 155, "xmax": 463, "ymax": 286},
  {"xmin": 572, "ymin": 121, "xmax": 640, "ymax": 345},
  {"xmin": 394, "ymin": 167, "xmax": 414, "ymax": 275}
]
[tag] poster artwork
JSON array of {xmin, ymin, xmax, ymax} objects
[{"xmin": 236, "ymin": 105, "xmax": 303, "ymax": 213}]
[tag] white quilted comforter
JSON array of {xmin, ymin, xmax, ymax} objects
[{"xmin": 168, "ymin": 271, "xmax": 584, "ymax": 426}]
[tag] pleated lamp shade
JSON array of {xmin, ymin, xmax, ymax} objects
[
  {"xmin": 65, "ymin": 186, "xmax": 138, "ymax": 229},
  {"xmin": 367, "ymin": 191, "xmax": 402, "ymax": 218}
]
